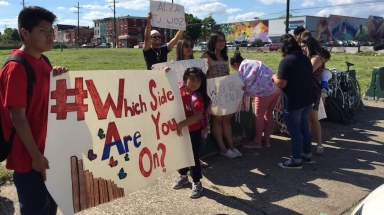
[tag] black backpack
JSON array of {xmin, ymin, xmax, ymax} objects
[
  {"xmin": 0, "ymin": 54, "xmax": 51, "ymax": 162},
  {"xmin": 324, "ymin": 97, "xmax": 354, "ymax": 125}
]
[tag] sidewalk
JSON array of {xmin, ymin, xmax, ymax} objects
[{"xmin": 1, "ymin": 99, "xmax": 384, "ymax": 215}]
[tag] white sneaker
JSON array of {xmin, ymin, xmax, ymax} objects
[
  {"xmin": 189, "ymin": 182, "xmax": 203, "ymax": 198},
  {"xmin": 220, "ymin": 149, "xmax": 238, "ymax": 158},
  {"xmin": 231, "ymin": 148, "xmax": 242, "ymax": 157}
]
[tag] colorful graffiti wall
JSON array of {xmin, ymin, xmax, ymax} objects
[
  {"xmin": 367, "ymin": 16, "xmax": 384, "ymax": 42},
  {"xmin": 316, "ymin": 15, "xmax": 368, "ymax": 42},
  {"xmin": 215, "ymin": 21, "xmax": 269, "ymax": 42}
]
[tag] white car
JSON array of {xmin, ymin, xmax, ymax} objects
[
  {"xmin": 193, "ymin": 42, "xmax": 207, "ymax": 51},
  {"xmin": 351, "ymin": 184, "xmax": 384, "ymax": 215}
]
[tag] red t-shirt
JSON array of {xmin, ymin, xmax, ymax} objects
[
  {"xmin": 180, "ymin": 86, "xmax": 204, "ymax": 132},
  {"xmin": 0, "ymin": 50, "xmax": 52, "ymax": 172}
]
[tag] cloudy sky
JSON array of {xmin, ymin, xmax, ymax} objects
[{"xmin": 0, "ymin": 0, "xmax": 384, "ymax": 33}]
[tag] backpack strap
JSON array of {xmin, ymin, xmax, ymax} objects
[
  {"xmin": 3, "ymin": 54, "xmax": 35, "ymax": 95},
  {"xmin": 41, "ymin": 54, "xmax": 52, "ymax": 68},
  {"xmin": 1, "ymin": 54, "xmax": 36, "ymax": 153}
]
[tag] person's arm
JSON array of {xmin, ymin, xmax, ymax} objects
[
  {"xmin": 167, "ymin": 29, "xmax": 184, "ymax": 51},
  {"xmin": 200, "ymin": 52, "xmax": 208, "ymax": 59},
  {"xmin": 272, "ymin": 74, "xmax": 287, "ymax": 88},
  {"xmin": 10, "ymin": 108, "xmax": 49, "ymax": 180},
  {"xmin": 143, "ymin": 12, "xmax": 152, "ymax": 51},
  {"xmin": 311, "ymin": 56, "xmax": 323, "ymax": 72},
  {"xmin": 176, "ymin": 112, "xmax": 203, "ymax": 136}
]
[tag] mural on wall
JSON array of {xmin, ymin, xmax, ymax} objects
[
  {"xmin": 367, "ymin": 16, "xmax": 384, "ymax": 42},
  {"xmin": 316, "ymin": 18, "xmax": 333, "ymax": 42},
  {"xmin": 215, "ymin": 20, "xmax": 269, "ymax": 42},
  {"xmin": 328, "ymin": 15, "xmax": 366, "ymax": 40},
  {"xmin": 317, "ymin": 15, "xmax": 367, "ymax": 42}
]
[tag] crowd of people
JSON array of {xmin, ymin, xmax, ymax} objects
[
  {"xmin": 143, "ymin": 19, "xmax": 333, "ymax": 196},
  {"xmin": 0, "ymin": 6, "xmax": 334, "ymax": 214}
]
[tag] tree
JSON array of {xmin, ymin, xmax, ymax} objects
[
  {"xmin": 1, "ymin": 28, "xmax": 20, "ymax": 42},
  {"xmin": 200, "ymin": 16, "xmax": 216, "ymax": 41},
  {"xmin": 185, "ymin": 13, "xmax": 202, "ymax": 42}
]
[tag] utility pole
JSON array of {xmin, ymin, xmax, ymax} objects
[
  {"xmin": 22, "ymin": 0, "xmax": 25, "ymax": 8},
  {"xmin": 109, "ymin": 0, "xmax": 118, "ymax": 48},
  {"xmin": 113, "ymin": 0, "xmax": 117, "ymax": 48},
  {"xmin": 285, "ymin": 0, "xmax": 290, "ymax": 34},
  {"xmin": 74, "ymin": 2, "xmax": 82, "ymax": 46}
]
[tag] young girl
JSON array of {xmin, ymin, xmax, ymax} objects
[
  {"xmin": 201, "ymin": 31, "xmax": 241, "ymax": 158},
  {"xmin": 175, "ymin": 37, "xmax": 209, "ymax": 168},
  {"xmin": 230, "ymin": 52, "xmax": 279, "ymax": 148},
  {"xmin": 172, "ymin": 67, "xmax": 211, "ymax": 199}
]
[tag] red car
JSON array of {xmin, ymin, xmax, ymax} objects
[{"xmin": 264, "ymin": 43, "xmax": 281, "ymax": 51}]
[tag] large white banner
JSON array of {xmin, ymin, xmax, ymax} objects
[
  {"xmin": 45, "ymin": 70, "xmax": 194, "ymax": 214},
  {"xmin": 150, "ymin": 0, "xmax": 186, "ymax": 30},
  {"xmin": 152, "ymin": 59, "xmax": 208, "ymax": 82},
  {"xmin": 207, "ymin": 74, "xmax": 244, "ymax": 115}
]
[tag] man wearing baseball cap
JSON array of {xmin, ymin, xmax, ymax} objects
[{"xmin": 143, "ymin": 12, "xmax": 184, "ymax": 70}]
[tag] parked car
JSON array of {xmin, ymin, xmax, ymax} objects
[
  {"xmin": 193, "ymin": 42, "xmax": 207, "ymax": 51},
  {"xmin": 240, "ymin": 41, "xmax": 248, "ymax": 47},
  {"xmin": 81, "ymin": 43, "xmax": 95, "ymax": 48},
  {"xmin": 264, "ymin": 43, "xmax": 280, "ymax": 51},
  {"xmin": 226, "ymin": 41, "xmax": 239, "ymax": 50},
  {"xmin": 351, "ymin": 184, "xmax": 384, "ymax": 214},
  {"xmin": 98, "ymin": 43, "xmax": 111, "ymax": 48},
  {"xmin": 326, "ymin": 41, "xmax": 340, "ymax": 47}
]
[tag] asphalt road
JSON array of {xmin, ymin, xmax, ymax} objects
[{"xmin": 1, "ymin": 99, "xmax": 383, "ymax": 215}]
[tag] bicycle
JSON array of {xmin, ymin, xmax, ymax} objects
[{"xmin": 327, "ymin": 61, "xmax": 362, "ymax": 111}]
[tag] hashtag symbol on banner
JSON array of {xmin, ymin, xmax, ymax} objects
[{"xmin": 51, "ymin": 77, "xmax": 88, "ymax": 120}]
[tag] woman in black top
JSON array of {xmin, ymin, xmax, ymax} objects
[{"xmin": 271, "ymin": 34, "xmax": 314, "ymax": 169}]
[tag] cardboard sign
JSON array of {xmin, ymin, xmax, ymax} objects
[
  {"xmin": 207, "ymin": 74, "xmax": 244, "ymax": 115},
  {"xmin": 150, "ymin": 1, "xmax": 186, "ymax": 30},
  {"xmin": 45, "ymin": 70, "xmax": 194, "ymax": 214},
  {"xmin": 152, "ymin": 59, "xmax": 208, "ymax": 82}
]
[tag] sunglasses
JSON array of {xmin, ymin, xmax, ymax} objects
[
  {"xmin": 183, "ymin": 43, "xmax": 194, "ymax": 49},
  {"xmin": 151, "ymin": 35, "xmax": 161, "ymax": 39}
]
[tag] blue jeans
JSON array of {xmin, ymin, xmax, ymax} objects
[
  {"xmin": 178, "ymin": 130, "xmax": 202, "ymax": 182},
  {"xmin": 283, "ymin": 105, "xmax": 312, "ymax": 161},
  {"xmin": 13, "ymin": 170, "xmax": 57, "ymax": 215}
]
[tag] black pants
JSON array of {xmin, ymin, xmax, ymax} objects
[
  {"xmin": 178, "ymin": 130, "xmax": 202, "ymax": 182},
  {"xmin": 13, "ymin": 170, "xmax": 57, "ymax": 215}
]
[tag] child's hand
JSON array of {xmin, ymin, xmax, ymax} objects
[
  {"xmin": 31, "ymin": 153, "xmax": 50, "ymax": 181},
  {"xmin": 176, "ymin": 123, "xmax": 183, "ymax": 136},
  {"xmin": 53, "ymin": 66, "xmax": 69, "ymax": 77}
]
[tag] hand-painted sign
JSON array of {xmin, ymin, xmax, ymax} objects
[
  {"xmin": 45, "ymin": 70, "xmax": 194, "ymax": 214},
  {"xmin": 150, "ymin": 1, "xmax": 186, "ymax": 30},
  {"xmin": 207, "ymin": 74, "xmax": 244, "ymax": 115}
]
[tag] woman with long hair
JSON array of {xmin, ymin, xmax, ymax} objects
[
  {"xmin": 272, "ymin": 34, "xmax": 314, "ymax": 169},
  {"xmin": 301, "ymin": 36, "xmax": 325, "ymax": 155},
  {"xmin": 201, "ymin": 31, "xmax": 241, "ymax": 158}
]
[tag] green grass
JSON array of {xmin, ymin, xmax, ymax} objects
[
  {"xmin": 1, "ymin": 48, "xmax": 383, "ymax": 93},
  {"xmin": 0, "ymin": 47, "xmax": 383, "ymax": 185}
]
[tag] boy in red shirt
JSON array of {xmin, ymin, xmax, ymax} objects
[{"xmin": 0, "ymin": 6, "xmax": 68, "ymax": 214}]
